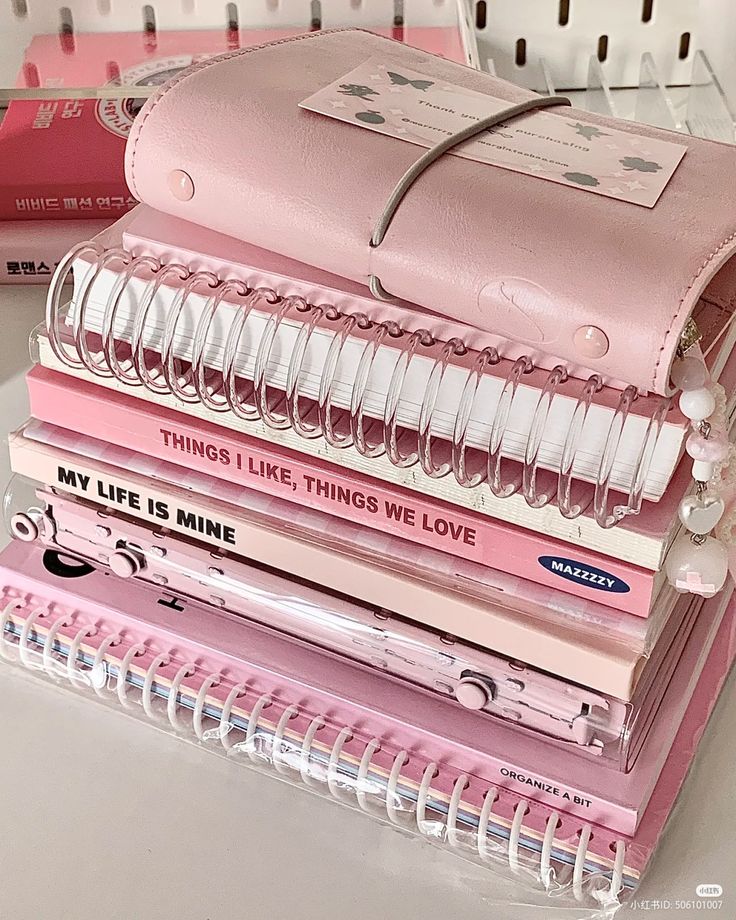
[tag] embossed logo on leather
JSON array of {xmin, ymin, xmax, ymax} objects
[{"xmin": 477, "ymin": 278, "xmax": 555, "ymax": 344}]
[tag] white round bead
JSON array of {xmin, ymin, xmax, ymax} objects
[
  {"xmin": 692, "ymin": 459, "xmax": 716, "ymax": 483},
  {"xmin": 679, "ymin": 387, "xmax": 716, "ymax": 421},
  {"xmin": 665, "ymin": 534, "xmax": 729, "ymax": 597}
]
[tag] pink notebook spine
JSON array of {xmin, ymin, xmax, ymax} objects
[
  {"xmin": 26, "ymin": 365, "xmax": 657, "ymax": 617},
  {"xmin": 0, "ymin": 539, "xmax": 632, "ymax": 894}
]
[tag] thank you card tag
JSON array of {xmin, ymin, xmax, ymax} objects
[{"xmin": 300, "ymin": 58, "xmax": 687, "ymax": 208}]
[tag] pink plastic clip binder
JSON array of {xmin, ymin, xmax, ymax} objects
[{"xmin": 5, "ymin": 482, "xmax": 703, "ymax": 770}]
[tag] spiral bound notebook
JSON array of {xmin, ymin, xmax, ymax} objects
[
  {"xmin": 0, "ymin": 540, "xmax": 733, "ymax": 909},
  {"xmin": 8, "ymin": 421, "xmax": 681, "ymax": 699},
  {"xmin": 45, "ymin": 206, "xmax": 736, "ymax": 536},
  {"xmin": 7, "ymin": 483, "xmax": 701, "ymax": 770}
]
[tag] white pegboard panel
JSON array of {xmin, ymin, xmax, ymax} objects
[
  {"xmin": 473, "ymin": 0, "xmax": 702, "ymax": 91},
  {"xmin": 0, "ymin": 0, "xmax": 463, "ymax": 85},
  {"xmin": 1, "ymin": 0, "xmax": 735, "ymax": 97}
]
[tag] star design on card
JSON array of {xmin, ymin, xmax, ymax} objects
[
  {"xmin": 388, "ymin": 108, "xmax": 405, "ymax": 115},
  {"xmin": 625, "ymin": 180, "xmax": 646, "ymax": 190},
  {"xmin": 607, "ymin": 186, "xmax": 623, "ymax": 194},
  {"xmin": 369, "ymin": 74, "xmax": 382, "ymax": 81},
  {"xmin": 613, "ymin": 171, "xmax": 625, "ymax": 178},
  {"xmin": 568, "ymin": 122, "xmax": 610, "ymax": 139},
  {"xmin": 606, "ymin": 143, "xmax": 620, "ymax": 150},
  {"xmin": 388, "ymin": 87, "xmax": 403, "ymax": 93},
  {"xmin": 330, "ymin": 100, "xmax": 348, "ymax": 109},
  {"xmin": 396, "ymin": 127, "xmax": 408, "ymax": 134},
  {"xmin": 630, "ymin": 138, "xmax": 642, "ymax": 146},
  {"xmin": 528, "ymin": 164, "xmax": 546, "ymax": 173}
]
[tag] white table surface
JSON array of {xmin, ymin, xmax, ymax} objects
[{"xmin": 0, "ymin": 285, "xmax": 734, "ymax": 920}]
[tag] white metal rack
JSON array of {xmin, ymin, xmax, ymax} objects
[{"xmin": 1, "ymin": 0, "xmax": 735, "ymax": 139}]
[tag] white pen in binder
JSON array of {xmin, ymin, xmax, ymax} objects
[{"xmin": 42, "ymin": 208, "xmax": 736, "ymax": 531}]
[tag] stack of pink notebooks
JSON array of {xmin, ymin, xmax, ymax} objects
[{"xmin": 3, "ymin": 29, "xmax": 736, "ymax": 914}]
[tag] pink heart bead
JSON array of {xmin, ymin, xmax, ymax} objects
[{"xmin": 686, "ymin": 430, "xmax": 729, "ymax": 463}]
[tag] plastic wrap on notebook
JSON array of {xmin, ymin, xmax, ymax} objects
[
  {"xmin": 5, "ymin": 481, "xmax": 699, "ymax": 770},
  {"xmin": 122, "ymin": 29, "xmax": 736, "ymax": 395},
  {"xmin": 0, "ymin": 540, "xmax": 733, "ymax": 915},
  {"xmin": 7, "ymin": 424, "xmax": 676, "ymax": 699},
  {"xmin": 25, "ymin": 363, "xmax": 667, "ymax": 617}
]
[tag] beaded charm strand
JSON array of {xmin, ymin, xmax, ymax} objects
[{"xmin": 665, "ymin": 348, "xmax": 732, "ymax": 598}]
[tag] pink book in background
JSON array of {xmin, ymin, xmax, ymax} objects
[
  {"xmin": 0, "ymin": 219, "xmax": 110, "ymax": 283},
  {"xmin": 1, "ymin": 26, "xmax": 467, "ymax": 222},
  {"xmin": 0, "ymin": 538, "xmax": 734, "ymax": 900}
]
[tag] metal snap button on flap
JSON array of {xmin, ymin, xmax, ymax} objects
[
  {"xmin": 574, "ymin": 324, "xmax": 609, "ymax": 359},
  {"xmin": 167, "ymin": 169, "xmax": 194, "ymax": 201}
]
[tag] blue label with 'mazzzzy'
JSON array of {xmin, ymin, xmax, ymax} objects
[{"xmin": 537, "ymin": 556, "xmax": 630, "ymax": 594}]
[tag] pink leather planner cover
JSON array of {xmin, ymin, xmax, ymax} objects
[{"xmin": 125, "ymin": 29, "xmax": 736, "ymax": 394}]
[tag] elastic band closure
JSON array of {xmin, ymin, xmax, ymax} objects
[{"xmin": 369, "ymin": 94, "xmax": 571, "ymax": 301}]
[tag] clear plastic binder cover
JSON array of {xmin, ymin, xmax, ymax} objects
[
  {"xmin": 3, "ymin": 474, "xmax": 645, "ymax": 767},
  {"xmin": 0, "ymin": 539, "xmax": 634, "ymax": 917}
]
